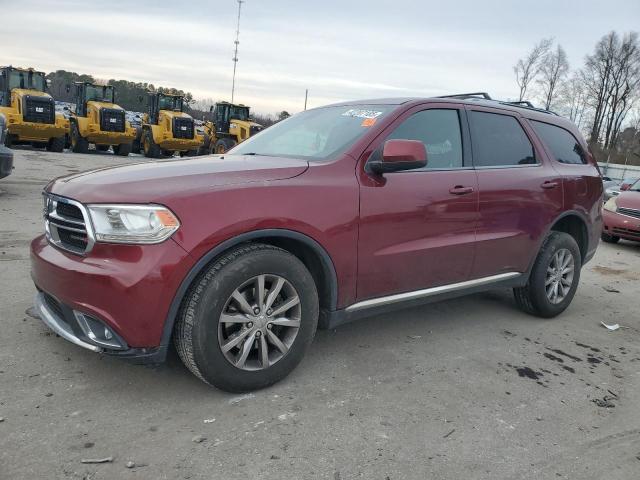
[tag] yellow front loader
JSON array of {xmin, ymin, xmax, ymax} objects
[
  {"xmin": 0, "ymin": 66, "xmax": 69, "ymax": 151},
  {"xmin": 200, "ymin": 101, "xmax": 263, "ymax": 154},
  {"xmin": 140, "ymin": 92, "xmax": 203, "ymax": 158},
  {"xmin": 69, "ymin": 82, "xmax": 136, "ymax": 156}
]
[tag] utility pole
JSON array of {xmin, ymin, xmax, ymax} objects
[
  {"xmin": 304, "ymin": 89, "xmax": 308, "ymax": 111},
  {"xmin": 231, "ymin": 0, "xmax": 244, "ymax": 104}
]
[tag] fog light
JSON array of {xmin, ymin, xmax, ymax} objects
[{"xmin": 73, "ymin": 311, "xmax": 126, "ymax": 350}]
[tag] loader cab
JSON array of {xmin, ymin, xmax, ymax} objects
[
  {"xmin": 74, "ymin": 83, "xmax": 115, "ymax": 117},
  {"xmin": 149, "ymin": 93, "xmax": 184, "ymax": 124},
  {"xmin": 0, "ymin": 67, "xmax": 46, "ymax": 107},
  {"xmin": 212, "ymin": 102, "xmax": 250, "ymax": 133}
]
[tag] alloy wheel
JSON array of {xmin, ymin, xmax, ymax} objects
[
  {"xmin": 218, "ymin": 274, "xmax": 301, "ymax": 371},
  {"xmin": 545, "ymin": 248, "xmax": 574, "ymax": 304}
]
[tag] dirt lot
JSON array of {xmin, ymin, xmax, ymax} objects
[{"xmin": 1, "ymin": 148, "xmax": 639, "ymax": 480}]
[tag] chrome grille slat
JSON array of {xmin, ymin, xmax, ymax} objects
[
  {"xmin": 617, "ymin": 207, "xmax": 640, "ymax": 220},
  {"xmin": 43, "ymin": 193, "xmax": 95, "ymax": 255}
]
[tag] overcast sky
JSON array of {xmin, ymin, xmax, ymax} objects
[{"xmin": 3, "ymin": 0, "xmax": 639, "ymax": 114}]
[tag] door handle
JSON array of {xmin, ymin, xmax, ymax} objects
[
  {"xmin": 449, "ymin": 186, "xmax": 474, "ymax": 195},
  {"xmin": 541, "ymin": 181, "xmax": 559, "ymax": 189}
]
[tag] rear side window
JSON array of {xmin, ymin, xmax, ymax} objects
[
  {"xmin": 386, "ymin": 109, "xmax": 463, "ymax": 169},
  {"xmin": 469, "ymin": 111, "xmax": 536, "ymax": 167},
  {"xmin": 530, "ymin": 120, "xmax": 586, "ymax": 165}
]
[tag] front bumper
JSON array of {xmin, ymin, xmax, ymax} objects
[
  {"xmin": 603, "ymin": 209, "xmax": 640, "ymax": 241},
  {"xmin": 30, "ymin": 235, "xmax": 193, "ymax": 361},
  {"xmin": 0, "ymin": 145, "xmax": 13, "ymax": 179}
]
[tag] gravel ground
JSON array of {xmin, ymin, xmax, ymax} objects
[{"xmin": 1, "ymin": 148, "xmax": 639, "ymax": 480}]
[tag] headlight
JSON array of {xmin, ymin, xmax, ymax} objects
[
  {"xmin": 603, "ymin": 197, "xmax": 618, "ymax": 213},
  {"xmin": 87, "ymin": 204, "xmax": 180, "ymax": 244}
]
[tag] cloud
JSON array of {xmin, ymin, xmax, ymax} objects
[{"xmin": 3, "ymin": 0, "xmax": 640, "ymax": 114}]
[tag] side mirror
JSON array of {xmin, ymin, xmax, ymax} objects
[
  {"xmin": 369, "ymin": 140, "xmax": 427, "ymax": 174},
  {"xmin": 65, "ymin": 84, "xmax": 71, "ymax": 94}
]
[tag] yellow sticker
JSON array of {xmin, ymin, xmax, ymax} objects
[{"xmin": 361, "ymin": 118, "xmax": 377, "ymax": 127}]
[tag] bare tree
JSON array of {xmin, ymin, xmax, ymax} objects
[
  {"xmin": 537, "ymin": 44, "xmax": 570, "ymax": 110},
  {"xmin": 514, "ymin": 38, "xmax": 553, "ymax": 101},
  {"xmin": 582, "ymin": 31, "xmax": 640, "ymax": 146},
  {"xmin": 557, "ymin": 73, "xmax": 589, "ymax": 128}
]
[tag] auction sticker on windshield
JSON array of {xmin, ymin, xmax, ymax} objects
[{"xmin": 342, "ymin": 109, "xmax": 383, "ymax": 119}]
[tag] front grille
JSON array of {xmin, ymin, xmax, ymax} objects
[
  {"xmin": 23, "ymin": 96, "xmax": 55, "ymax": 124},
  {"xmin": 44, "ymin": 194, "xmax": 92, "ymax": 255},
  {"xmin": 173, "ymin": 117, "xmax": 194, "ymax": 139},
  {"xmin": 612, "ymin": 227, "xmax": 640, "ymax": 238},
  {"xmin": 617, "ymin": 207, "xmax": 640, "ymax": 220},
  {"xmin": 100, "ymin": 108, "xmax": 125, "ymax": 133}
]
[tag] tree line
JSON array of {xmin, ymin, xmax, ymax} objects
[{"xmin": 514, "ymin": 31, "xmax": 640, "ymax": 166}]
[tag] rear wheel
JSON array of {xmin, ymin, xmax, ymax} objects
[
  {"xmin": 46, "ymin": 136, "xmax": 65, "ymax": 152},
  {"xmin": 186, "ymin": 149, "xmax": 198, "ymax": 157},
  {"xmin": 513, "ymin": 232, "xmax": 581, "ymax": 318},
  {"xmin": 174, "ymin": 243, "xmax": 319, "ymax": 392},
  {"xmin": 70, "ymin": 123, "xmax": 89, "ymax": 153},
  {"xmin": 601, "ymin": 232, "xmax": 620, "ymax": 244},
  {"xmin": 114, "ymin": 143, "xmax": 132, "ymax": 156},
  {"xmin": 214, "ymin": 137, "xmax": 237, "ymax": 154},
  {"xmin": 142, "ymin": 129, "xmax": 161, "ymax": 158}
]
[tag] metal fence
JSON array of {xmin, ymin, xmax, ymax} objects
[{"xmin": 598, "ymin": 162, "xmax": 640, "ymax": 182}]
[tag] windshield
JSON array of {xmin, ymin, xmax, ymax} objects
[
  {"xmin": 230, "ymin": 105, "xmax": 394, "ymax": 160},
  {"xmin": 158, "ymin": 95, "xmax": 183, "ymax": 111},
  {"xmin": 86, "ymin": 85, "xmax": 114, "ymax": 103},
  {"xmin": 229, "ymin": 105, "xmax": 249, "ymax": 121},
  {"xmin": 7, "ymin": 70, "xmax": 45, "ymax": 91}
]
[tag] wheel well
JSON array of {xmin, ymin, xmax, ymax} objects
[
  {"xmin": 255, "ymin": 237, "xmax": 334, "ymax": 314},
  {"xmin": 550, "ymin": 215, "xmax": 588, "ymax": 261}
]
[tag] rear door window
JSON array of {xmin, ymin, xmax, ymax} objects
[
  {"xmin": 469, "ymin": 111, "xmax": 536, "ymax": 167},
  {"xmin": 530, "ymin": 120, "xmax": 586, "ymax": 165}
]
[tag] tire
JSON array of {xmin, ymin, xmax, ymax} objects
[
  {"xmin": 513, "ymin": 232, "xmax": 582, "ymax": 318},
  {"xmin": 214, "ymin": 137, "xmax": 236, "ymax": 154},
  {"xmin": 46, "ymin": 136, "xmax": 65, "ymax": 152},
  {"xmin": 161, "ymin": 149, "xmax": 175, "ymax": 157},
  {"xmin": 601, "ymin": 232, "xmax": 620, "ymax": 244},
  {"xmin": 174, "ymin": 243, "xmax": 319, "ymax": 392},
  {"xmin": 96, "ymin": 145, "xmax": 110, "ymax": 152},
  {"xmin": 131, "ymin": 138, "xmax": 141, "ymax": 154},
  {"xmin": 114, "ymin": 143, "xmax": 132, "ymax": 157},
  {"xmin": 142, "ymin": 129, "xmax": 161, "ymax": 158},
  {"xmin": 70, "ymin": 123, "xmax": 89, "ymax": 153},
  {"xmin": 4, "ymin": 134, "xmax": 13, "ymax": 148},
  {"xmin": 186, "ymin": 149, "xmax": 198, "ymax": 157}
]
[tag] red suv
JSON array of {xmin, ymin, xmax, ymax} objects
[{"xmin": 31, "ymin": 94, "xmax": 603, "ymax": 391}]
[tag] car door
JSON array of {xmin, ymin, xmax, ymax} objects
[
  {"xmin": 356, "ymin": 104, "xmax": 479, "ymax": 301},
  {"xmin": 466, "ymin": 106, "xmax": 564, "ymax": 278}
]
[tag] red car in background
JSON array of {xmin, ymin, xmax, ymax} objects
[
  {"xmin": 31, "ymin": 93, "xmax": 602, "ymax": 392},
  {"xmin": 602, "ymin": 178, "xmax": 640, "ymax": 243}
]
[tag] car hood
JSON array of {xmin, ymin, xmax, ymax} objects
[
  {"xmin": 47, "ymin": 155, "xmax": 309, "ymax": 204},
  {"xmin": 616, "ymin": 191, "xmax": 640, "ymax": 210}
]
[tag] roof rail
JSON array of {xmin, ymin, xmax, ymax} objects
[
  {"xmin": 498, "ymin": 101, "xmax": 559, "ymax": 116},
  {"xmin": 504, "ymin": 100, "xmax": 535, "ymax": 108},
  {"xmin": 438, "ymin": 92, "xmax": 493, "ymax": 100}
]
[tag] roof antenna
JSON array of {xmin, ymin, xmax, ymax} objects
[{"xmin": 231, "ymin": 0, "xmax": 244, "ymax": 104}]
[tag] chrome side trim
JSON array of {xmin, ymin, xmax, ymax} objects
[
  {"xmin": 34, "ymin": 293, "xmax": 102, "ymax": 352},
  {"xmin": 346, "ymin": 272, "xmax": 522, "ymax": 312}
]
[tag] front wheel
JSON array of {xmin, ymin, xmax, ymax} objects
[
  {"xmin": 214, "ymin": 137, "xmax": 237, "ymax": 154},
  {"xmin": 174, "ymin": 243, "xmax": 319, "ymax": 392},
  {"xmin": 70, "ymin": 123, "xmax": 89, "ymax": 153},
  {"xmin": 46, "ymin": 136, "xmax": 65, "ymax": 153},
  {"xmin": 513, "ymin": 232, "xmax": 581, "ymax": 318},
  {"xmin": 114, "ymin": 143, "xmax": 132, "ymax": 156}
]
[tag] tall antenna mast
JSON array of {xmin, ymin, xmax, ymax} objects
[{"xmin": 231, "ymin": 0, "xmax": 244, "ymax": 104}]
